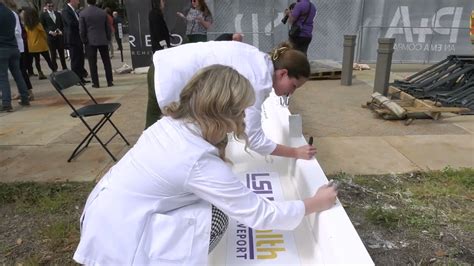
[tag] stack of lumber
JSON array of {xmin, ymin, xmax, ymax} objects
[{"xmin": 365, "ymin": 87, "xmax": 470, "ymax": 125}]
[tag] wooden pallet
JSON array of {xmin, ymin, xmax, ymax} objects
[
  {"xmin": 365, "ymin": 86, "xmax": 470, "ymax": 125},
  {"xmin": 309, "ymin": 70, "xmax": 342, "ymax": 80},
  {"xmin": 309, "ymin": 61, "xmax": 342, "ymax": 80}
]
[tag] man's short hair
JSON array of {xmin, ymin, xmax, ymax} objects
[{"xmin": 87, "ymin": 0, "xmax": 97, "ymax": 5}]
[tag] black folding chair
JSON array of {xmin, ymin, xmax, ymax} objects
[{"xmin": 49, "ymin": 70, "xmax": 130, "ymax": 162}]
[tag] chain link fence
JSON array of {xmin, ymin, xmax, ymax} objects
[{"xmin": 205, "ymin": 0, "xmax": 472, "ymax": 64}]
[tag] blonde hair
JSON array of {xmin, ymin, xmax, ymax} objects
[
  {"xmin": 269, "ymin": 42, "xmax": 310, "ymax": 78},
  {"xmin": 164, "ymin": 65, "xmax": 255, "ymax": 161}
]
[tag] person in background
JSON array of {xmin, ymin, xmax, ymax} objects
[
  {"xmin": 40, "ymin": 0, "xmax": 68, "ymax": 71},
  {"xmin": 18, "ymin": 8, "xmax": 36, "ymax": 77},
  {"xmin": 149, "ymin": 0, "xmax": 170, "ymax": 53},
  {"xmin": 215, "ymin": 33, "xmax": 243, "ymax": 42},
  {"xmin": 0, "ymin": 0, "xmax": 30, "ymax": 112},
  {"xmin": 23, "ymin": 7, "xmax": 55, "ymax": 80},
  {"xmin": 146, "ymin": 0, "xmax": 171, "ymax": 127},
  {"xmin": 79, "ymin": 0, "xmax": 113, "ymax": 88},
  {"xmin": 104, "ymin": 7, "xmax": 114, "ymax": 58},
  {"xmin": 177, "ymin": 0, "xmax": 213, "ymax": 43},
  {"xmin": 62, "ymin": 0, "xmax": 89, "ymax": 83},
  {"xmin": 148, "ymin": 41, "xmax": 316, "ymax": 161},
  {"xmin": 3, "ymin": 1, "xmax": 34, "ymax": 101},
  {"xmin": 112, "ymin": 11, "xmax": 123, "ymax": 52},
  {"xmin": 285, "ymin": 0, "xmax": 316, "ymax": 55},
  {"xmin": 73, "ymin": 64, "xmax": 338, "ymax": 264}
]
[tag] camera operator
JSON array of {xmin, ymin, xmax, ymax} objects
[{"xmin": 283, "ymin": 0, "xmax": 316, "ymax": 55}]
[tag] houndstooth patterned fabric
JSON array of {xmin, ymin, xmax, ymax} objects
[{"xmin": 208, "ymin": 205, "xmax": 229, "ymax": 253}]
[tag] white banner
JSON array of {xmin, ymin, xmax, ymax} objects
[{"xmin": 225, "ymin": 172, "xmax": 300, "ymax": 266}]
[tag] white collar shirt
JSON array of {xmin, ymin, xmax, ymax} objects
[{"xmin": 48, "ymin": 10, "xmax": 56, "ymax": 23}]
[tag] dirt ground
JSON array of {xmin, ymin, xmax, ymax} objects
[
  {"xmin": 1, "ymin": 169, "xmax": 472, "ymax": 264},
  {"xmin": 330, "ymin": 170, "xmax": 473, "ymax": 265}
]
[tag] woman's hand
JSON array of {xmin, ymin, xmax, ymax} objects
[
  {"xmin": 294, "ymin": 144, "xmax": 316, "ymax": 160},
  {"xmin": 176, "ymin": 12, "xmax": 185, "ymax": 19},
  {"xmin": 304, "ymin": 181, "xmax": 338, "ymax": 215},
  {"xmin": 197, "ymin": 16, "xmax": 212, "ymax": 29}
]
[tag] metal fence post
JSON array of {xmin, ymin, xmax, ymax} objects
[
  {"xmin": 373, "ymin": 38, "xmax": 395, "ymax": 96},
  {"xmin": 341, "ymin": 35, "xmax": 357, "ymax": 86}
]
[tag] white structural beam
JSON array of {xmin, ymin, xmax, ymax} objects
[{"xmin": 209, "ymin": 93, "xmax": 373, "ymax": 265}]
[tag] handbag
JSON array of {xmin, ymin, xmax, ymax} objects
[
  {"xmin": 289, "ymin": 24, "xmax": 301, "ymax": 38},
  {"xmin": 289, "ymin": 3, "xmax": 313, "ymax": 38}
]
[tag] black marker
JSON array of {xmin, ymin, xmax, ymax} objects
[{"xmin": 308, "ymin": 136, "xmax": 313, "ymax": 145}]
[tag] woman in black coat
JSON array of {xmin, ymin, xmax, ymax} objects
[{"xmin": 149, "ymin": 0, "xmax": 170, "ymax": 53}]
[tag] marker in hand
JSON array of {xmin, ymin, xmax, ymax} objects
[{"xmin": 308, "ymin": 136, "xmax": 313, "ymax": 146}]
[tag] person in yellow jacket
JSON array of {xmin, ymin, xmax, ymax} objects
[{"xmin": 23, "ymin": 7, "xmax": 55, "ymax": 79}]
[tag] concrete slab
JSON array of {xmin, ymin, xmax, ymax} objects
[
  {"xmin": 0, "ymin": 120, "xmax": 79, "ymax": 146},
  {"xmin": 1, "ymin": 43, "xmax": 472, "ymax": 183},
  {"xmin": 444, "ymin": 115, "xmax": 474, "ymax": 134},
  {"xmin": 384, "ymin": 135, "xmax": 474, "ymax": 171},
  {"xmin": 0, "ymin": 144, "xmax": 127, "ymax": 182},
  {"xmin": 291, "ymin": 79, "xmax": 469, "ymax": 137},
  {"xmin": 314, "ymin": 136, "xmax": 420, "ymax": 176}
]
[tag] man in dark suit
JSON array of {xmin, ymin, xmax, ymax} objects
[
  {"xmin": 40, "ymin": 0, "xmax": 67, "ymax": 71},
  {"xmin": 79, "ymin": 0, "xmax": 113, "ymax": 88},
  {"xmin": 61, "ymin": 0, "xmax": 89, "ymax": 83}
]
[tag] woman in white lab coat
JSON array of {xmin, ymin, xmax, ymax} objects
[
  {"xmin": 146, "ymin": 41, "xmax": 317, "ymax": 161},
  {"xmin": 74, "ymin": 65, "xmax": 338, "ymax": 265}
]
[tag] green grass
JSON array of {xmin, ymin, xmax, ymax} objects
[
  {"xmin": 331, "ymin": 168, "xmax": 474, "ymax": 232},
  {"xmin": 41, "ymin": 220, "xmax": 80, "ymax": 250},
  {"xmin": 0, "ymin": 182, "xmax": 94, "ymax": 214},
  {"xmin": 365, "ymin": 205, "xmax": 402, "ymax": 229},
  {"xmin": 0, "ymin": 181, "xmax": 92, "ymax": 264}
]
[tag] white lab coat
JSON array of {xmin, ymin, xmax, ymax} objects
[
  {"xmin": 73, "ymin": 117, "xmax": 305, "ymax": 265},
  {"xmin": 153, "ymin": 41, "xmax": 277, "ymax": 156}
]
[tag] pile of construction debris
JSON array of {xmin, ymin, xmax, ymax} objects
[
  {"xmin": 365, "ymin": 55, "xmax": 473, "ymax": 125},
  {"xmin": 392, "ymin": 55, "xmax": 474, "ymax": 113}
]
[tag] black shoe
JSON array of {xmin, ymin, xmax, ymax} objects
[
  {"xmin": 92, "ymin": 84, "xmax": 100, "ymax": 88},
  {"xmin": 107, "ymin": 82, "xmax": 114, "ymax": 87},
  {"xmin": 19, "ymin": 100, "xmax": 30, "ymax": 106},
  {"xmin": 0, "ymin": 105, "xmax": 13, "ymax": 112},
  {"xmin": 38, "ymin": 74, "xmax": 47, "ymax": 80},
  {"xmin": 81, "ymin": 79, "xmax": 91, "ymax": 84}
]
